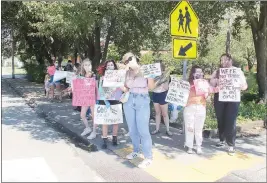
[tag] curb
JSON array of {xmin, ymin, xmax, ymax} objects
[{"xmin": 4, "ymin": 79, "xmax": 98, "ymax": 152}]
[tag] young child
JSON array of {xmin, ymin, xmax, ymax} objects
[{"xmin": 44, "ymin": 74, "xmax": 51, "ymax": 98}]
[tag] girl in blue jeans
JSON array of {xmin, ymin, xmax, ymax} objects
[{"xmin": 121, "ymin": 52, "xmax": 155, "ymax": 169}]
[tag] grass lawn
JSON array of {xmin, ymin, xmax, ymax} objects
[{"xmin": 2, "ymin": 67, "xmax": 26, "ymax": 75}]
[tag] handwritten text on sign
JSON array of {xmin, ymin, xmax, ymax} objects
[
  {"xmin": 72, "ymin": 78, "xmax": 96, "ymax": 106},
  {"xmin": 103, "ymin": 70, "xmax": 126, "ymax": 87},
  {"xmin": 193, "ymin": 79, "xmax": 210, "ymax": 96},
  {"xmin": 219, "ymin": 68, "xmax": 241, "ymax": 102},
  {"xmin": 94, "ymin": 104, "xmax": 123, "ymax": 125},
  {"xmin": 165, "ymin": 77, "xmax": 190, "ymax": 106},
  {"xmin": 141, "ymin": 63, "xmax": 162, "ymax": 78}
]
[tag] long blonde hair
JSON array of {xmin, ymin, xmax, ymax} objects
[{"xmin": 81, "ymin": 58, "xmax": 92, "ymax": 76}]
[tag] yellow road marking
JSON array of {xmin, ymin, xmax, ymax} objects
[{"xmin": 113, "ymin": 146, "xmax": 265, "ymax": 182}]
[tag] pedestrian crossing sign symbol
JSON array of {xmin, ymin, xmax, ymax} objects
[
  {"xmin": 172, "ymin": 38, "xmax": 197, "ymax": 59},
  {"xmin": 170, "ymin": 1, "xmax": 199, "ymax": 39}
]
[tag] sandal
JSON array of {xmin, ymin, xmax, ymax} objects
[
  {"xmin": 166, "ymin": 130, "xmax": 173, "ymax": 136},
  {"xmin": 151, "ymin": 130, "xmax": 160, "ymax": 135}
]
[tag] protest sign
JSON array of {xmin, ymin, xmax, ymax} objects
[
  {"xmin": 193, "ymin": 79, "xmax": 210, "ymax": 96},
  {"xmin": 141, "ymin": 63, "xmax": 162, "ymax": 78},
  {"xmin": 219, "ymin": 68, "xmax": 241, "ymax": 102},
  {"xmin": 72, "ymin": 78, "xmax": 96, "ymax": 106},
  {"xmin": 165, "ymin": 77, "xmax": 190, "ymax": 106},
  {"xmin": 102, "ymin": 70, "xmax": 126, "ymax": 87},
  {"xmin": 94, "ymin": 104, "xmax": 123, "ymax": 125},
  {"xmin": 53, "ymin": 70, "xmax": 67, "ymax": 82},
  {"xmin": 66, "ymin": 72, "xmax": 76, "ymax": 84}
]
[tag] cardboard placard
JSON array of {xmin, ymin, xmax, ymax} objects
[
  {"xmin": 141, "ymin": 63, "xmax": 162, "ymax": 78},
  {"xmin": 219, "ymin": 68, "xmax": 241, "ymax": 102},
  {"xmin": 102, "ymin": 70, "xmax": 126, "ymax": 87},
  {"xmin": 53, "ymin": 70, "xmax": 67, "ymax": 82},
  {"xmin": 193, "ymin": 79, "xmax": 210, "ymax": 96},
  {"xmin": 94, "ymin": 104, "xmax": 123, "ymax": 125},
  {"xmin": 72, "ymin": 78, "xmax": 96, "ymax": 106},
  {"xmin": 165, "ymin": 77, "xmax": 190, "ymax": 106}
]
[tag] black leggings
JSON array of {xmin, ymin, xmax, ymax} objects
[{"xmin": 214, "ymin": 93, "xmax": 240, "ymax": 147}]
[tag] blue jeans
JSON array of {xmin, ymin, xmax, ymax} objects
[{"xmin": 123, "ymin": 93, "xmax": 152, "ymax": 159}]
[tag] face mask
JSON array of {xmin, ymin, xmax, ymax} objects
[
  {"xmin": 106, "ymin": 63, "xmax": 115, "ymax": 70},
  {"xmin": 127, "ymin": 56, "xmax": 139, "ymax": 70},
  {"xmin": 193, "ymin": 73, "xmax": 204, "ymax": 79},
  {"xmin": 193, "ymin": 68, "xmax": 204, "ymax": 79}
]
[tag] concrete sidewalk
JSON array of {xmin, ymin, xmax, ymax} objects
[{"xmin": 3, "ymin": 78, "xmax": 266, "ymax": 182}]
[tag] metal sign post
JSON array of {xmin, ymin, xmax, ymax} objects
[{"xmin": 170, "ymin": 0, "xmax": 199, "ymax": 133}]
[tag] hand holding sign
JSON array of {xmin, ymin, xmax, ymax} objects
[{"xmin": 140, "ymin": 63, "xmax": 162, "ymax": 78}]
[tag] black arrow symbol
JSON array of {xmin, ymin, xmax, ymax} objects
[{"xmin": 178, "ymin": 42, "xmax": 193, "ymax": 56}]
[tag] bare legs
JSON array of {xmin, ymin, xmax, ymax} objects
[{"xmin": 152, "ymin": 103, "xmax": 172, "ymax": 135}]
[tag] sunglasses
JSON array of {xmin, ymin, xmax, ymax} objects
[{"xmin": 124, "ymin": 56, "xmax": 133, "ymax": 65}]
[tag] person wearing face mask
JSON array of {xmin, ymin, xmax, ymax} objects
[
  {"xmin": 121, "ymin": 52, "xmax": 156, "ymax": 169},
  {"xmin": 183, "ymin": 65, "xmax": 218, "ymax": 154},
  {"xmin": 210, "ymin": 54, "xmax": 247, "ymax": 155},
  {"xmin": 79, "ymin": 58, "xmax": 98, "ymax": 140},
  {"xmin": 96, "ymin": 60, "xmax": 123, "ymax": 149}
]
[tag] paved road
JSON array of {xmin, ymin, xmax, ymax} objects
[
  {"xmin": 1, "ymin": 80, "xmax": 105, "ymax": 182},
  {"xmin": 1, "ymin": 79, "xmax": 159, "ymax": 182}
]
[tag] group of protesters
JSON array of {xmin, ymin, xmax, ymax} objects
[{"xmin": 45, "ymin": 52, "xmax": 248, "ymax": 169}]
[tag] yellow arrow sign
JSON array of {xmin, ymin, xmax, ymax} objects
[
  {"xmin": 173, "ymin": 38, "xmax": 197, "ymax": 59},
  {"xmin": 170, "ymin": 1, "xmax": 199, "ymax": 38}
]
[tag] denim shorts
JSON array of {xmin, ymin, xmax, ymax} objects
[{"xmin": 152, "ymin": 91, "xmax": 168, "ymax": 105}]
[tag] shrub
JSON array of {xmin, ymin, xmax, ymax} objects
[
  {"xmin": 239, "ymin": 101, "xmax": 266, "ymax": 121},
  {"xmin": 24, "ymin": 62, "xmax": 46, "ymax": 83},
  {"xmin": 204, "ymin": 98, "xmax": 217, "ymax": 130},
  {"xmin": 242, "ymin": 72, "xmax": 259, "ymax": 102}
]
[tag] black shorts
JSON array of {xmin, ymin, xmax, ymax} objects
[
  {"xmin": 152, "ymin": 91, "xmax": 168, "ymax": 105},
  {"xmin": 98, "ymin": 100, "xmax": 121, "ymax": 105}
]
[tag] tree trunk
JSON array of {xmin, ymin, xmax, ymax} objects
[
  {"xmin": 102, "ymin": 18, "xmax": 115, "ymax": 63},
  {"xmin": 11, "ymin": 28, "xmax": 15, "ymax": 79},
  {"xmin": 87, "ymin": 35, "xmax": 95, "ymax": 61},
  {"xmin": 74, "ymin": 48, "xmax": 78, "ymax": 64},
  {"xmin": 93, "ymin": 21, "xmax": 101, "ymax": 71},
  {"xmin": 250, "ymin": 2, "xmax": 267, "ymax": 100}
]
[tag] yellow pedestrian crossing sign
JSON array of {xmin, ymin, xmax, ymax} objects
[
  {"xmin": 172, "ymin": 38, "xmax": 197, "ymax": 59},
  {"xmin": 170, "ymin": 1, "xmax": 199, "ymax": 39}
]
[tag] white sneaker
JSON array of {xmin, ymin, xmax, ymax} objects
[
  {"xmin": 126, "ymin": 152, "xmax": 139, "ymax": 160},
  {"xmin": 81, "ymin": 127, "xmax": 92, "ymax": 136},
  {"xmin": 196, "ymin": 147, "xmax": 202, "ymax": 154},
  {"xmin": 138, "ymin": 159, "xmax": 152, "ymax": 169},
  {"xmin": 187, "ymin": 148, "xmax": 193, "ymax": 154},
  {"xmin": 228, "ymin": 146, "xmax": 235, "ymax": 156},
  {"xmin": 87, "ymin": 131, "xmax": 97, "ymax": 140}
]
